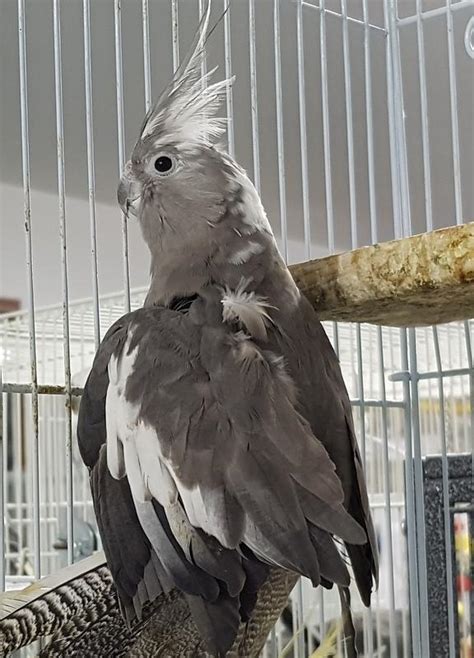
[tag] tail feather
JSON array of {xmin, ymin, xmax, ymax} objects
[{"xmin": 338, "ymin": 586, "xmax": 358, "ymax": 658}]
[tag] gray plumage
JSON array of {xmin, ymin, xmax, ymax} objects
[{"xmin": 78, "ymin": 4, "xmax": 378, "ymax": 656}]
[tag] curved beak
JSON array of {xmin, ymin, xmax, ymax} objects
[{"xmin": 117, "ymin": 162, "xmax": 142, "ymax": 218}]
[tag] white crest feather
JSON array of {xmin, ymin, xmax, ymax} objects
[
  {"xmin": 140, "ymin": 2, "xmax": 233, "ymax": 147},
  {"xmin": 221, "ymin": 278, "xmax": 277, "ymax": 341}
]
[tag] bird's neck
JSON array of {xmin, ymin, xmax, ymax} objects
[
  {"xmin": 144, "ymin": 171, "xmax": 300, "ymax": 308},
  {"xmin": 145, "ymin": 255, "xmax": 210, "ymax": 307},
  {"xmin": 144, "ymin": 231, "xmax": 300, "ymax": 312}
]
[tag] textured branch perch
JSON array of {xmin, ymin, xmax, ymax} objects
[
  {"xmin": 0, "ymin": 552, "xmax": 295, "ymax": 657},
  {"xmin": 289, "ymin": 222, "xmax": 474, "ymax": 327}
]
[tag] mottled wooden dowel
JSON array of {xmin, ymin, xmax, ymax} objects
[{"xmin": 289, "ymin": 222, "xmax": 474, "ymax": 327}]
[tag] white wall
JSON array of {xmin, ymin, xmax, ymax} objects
[{"xmin": 0, "ymin": 182, "xmax": 149, "ymax": 308}]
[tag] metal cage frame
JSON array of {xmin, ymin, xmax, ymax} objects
[{"xmin": 1, "ymin": 2, "xmax": 473, "ymax": 657}]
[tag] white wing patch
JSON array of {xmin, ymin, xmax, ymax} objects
[
  {"xmin": 105, "ymin": 330, "xmax": 242, "ymax": 549},
  {"xmin": 106, "ymin": 334, "xmax": 177, "ymax": 505},
  {"xmin": 221, "ymin": 279, "xmax": 276, "ymax": 341}
]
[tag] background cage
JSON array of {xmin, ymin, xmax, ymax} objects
[{"xmin": 0, "ymin": 1, "xmax": 473, "ymax": 657}]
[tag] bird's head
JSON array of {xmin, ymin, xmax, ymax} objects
[{"xmin": 117, "ymin": 4, "xmax": 276, "ymax": 304}]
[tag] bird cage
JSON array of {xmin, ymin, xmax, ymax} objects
[{"xmin": 0, "ymin": 1, "xmax": 473, "ymax": 657}]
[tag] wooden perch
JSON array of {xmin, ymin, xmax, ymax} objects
[{"xmin": 289, "ymin": 222, "xmax": 474, "ymax": 327}]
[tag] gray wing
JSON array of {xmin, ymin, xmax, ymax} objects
[
  {"xmin": 78, "ymin": 313, "xmax": 253, "ymax": 657},
  {"xmin": 269, "ymin": 296, "xmax": 379, "ymax": 606},
  {"xmin": 309, "ymin": 320, "xmax": 379, "ymax": 606},
  {"xmin": 77, "ymin": 317, "xmax": 166, "ymax": 623},
  {"xmin": 78, "ymin": 300, "xmax": 365, "ymax": 655}
]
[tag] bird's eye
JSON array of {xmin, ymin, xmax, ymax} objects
[{"xmin": 154, "ymin": 155, "xmax": 174, "ymax": 175}]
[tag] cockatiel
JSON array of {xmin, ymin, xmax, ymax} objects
[{"xmin": 78, "ymin": 5, "xmax": 378, "ymax": 657}]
